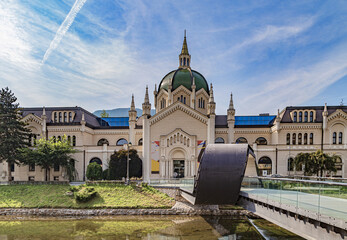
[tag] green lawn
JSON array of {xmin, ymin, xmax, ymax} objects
[{"xmin": 0, "ymin": 183, "xmax": 175, "ymax": 209}]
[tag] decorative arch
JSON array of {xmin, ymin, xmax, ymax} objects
[
  {"xmin": 287, "ymin": 157, "xmax": 294, "ymax": 171},
  {"xmin": 89, "ymin": 157, "xmax": 102, "ymax": 165},
  {"xmin": 97, "ymin": 138, "xmax": 109, "ymax": 146},
  {"xmin": 215, "ymin": 137, "xmax": 225, "ymax": 144},
  {"xmin": 236, "ymin": 137, "xmax": 248, "ymax": 144},
  {"xmin": 116, "ymin": 138, "xmax": 128, "ymax": 146},
  {"xmin": 138, "ymin": 138, "xmax": 143, "ymax": 146},
  {"xmin": 255, "ymin": 137, "xmax": 267, "ymax": 145}
]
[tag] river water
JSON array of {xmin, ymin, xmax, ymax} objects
[{"xmin": 0, "ymin": 216, "xmax": 303, "ymax": 239}]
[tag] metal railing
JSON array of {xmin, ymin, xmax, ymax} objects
[
  {"xmin": 241, "ymin": 176, "xmax": 347, "ymax": 229},
  {"xmin": 149, "ymin": 178, "xmax": 194, "ymax": 191}
]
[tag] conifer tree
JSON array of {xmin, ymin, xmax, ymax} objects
[{"xmin": 0, "ymin": 87, "xmax": 31, "ymax": 181}]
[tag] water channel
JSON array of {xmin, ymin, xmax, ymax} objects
[{"xmin": 0, "ymin": 216, "xmax": 303, "ymax": 239}]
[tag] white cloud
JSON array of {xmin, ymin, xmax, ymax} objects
[{"xmin": 42, "ymin": 0, "xmax": 87, "ymax": 63}]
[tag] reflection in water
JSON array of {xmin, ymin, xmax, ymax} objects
[{"xmin": 0, "ymin": 216, "xmax": 303, "ymax": 240}]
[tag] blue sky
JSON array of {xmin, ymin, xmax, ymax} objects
[{"xmin": 0, "ymin": 0, "xmax": 346, "ymax": 115}]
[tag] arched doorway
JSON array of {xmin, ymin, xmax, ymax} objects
[
  {"xmin": 258, "ymin": 156, "xmax": 272, "ymax": 176},
  {"xmin": 170, "ymin": 149, "xmax": 186, "ymax": 178}
]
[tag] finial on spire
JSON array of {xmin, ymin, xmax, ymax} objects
[
  {"xmin": 144, "ymin": 85, "xmax": 149, "ymax": 103},
  {"xmin": 229, "ymin": 92, "xmax": 234, "ymax": 110},
  {"xmin": 209, "ymin": 83, "xmax": 214, "ymax": 102},
  {"xmin": 324, "ymin": 103, "xmax": 328, "ymax": 112},
  {"xmin": 179, "ymin": 30, "xmax": 191, "ymax": 68},
  {"xmin": 131, "ymin": 94, "xmax": 135, "ymax": 110},
  {"xmin": 42, "ymin": 106, "xmax": 46, "ymax": 116}
]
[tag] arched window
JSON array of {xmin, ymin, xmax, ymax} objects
[
  {"xmin": 72, "ymin": 135, "xmax": 76, "ymax": 146},
  {"xmin": 339, "ymin": 132, "xmax": 343, "ymax": 144},
  {"xmin": 64, "ymin": 112, "xmax": 67, "ymax": 122},
  {"xmin": 116, "ymin": 138, "xmax": 128, "ymax": 146},
  {"xmin": 138, "ymin": 138, "xmax": 143, "ymax": 146},
  {"xmin": 310, "ymin": 133, "xmax": 314, "ymax": 145},
  {"xmin": 54, "ymin": 112, "xmax": 57, "ymax": 122},
  {"xmin": 52, "ymin": 136, "xmax": 56, "ymax": 143},
  {"xmin": 183, "ymin": 97, "xmax": 186, "ymax": 104},
  {"xmin": 215, "ymin": 137, "xmax": 225, "ymax": 144},
  {"xmin": 68, "ymin": 136, "xmax": 71, "ymax": 144},
  {"xmin": 187, "ymin": 59, "xmax": 189, "ymax": 66},
  {"xmin": 89, "ymin": 157, "xmax": 102, "ymax": 166},
  {"xmin": 57, "ymin": 136, "xmax": 61, "ymax": 142},
  {"xmin": 69, "ymin": 112, "xmax": 72, "ymax": 122},
  {"xmin": 59, "ymin": 112, "xmax": 62, "ymax": 122},
  {"xmin": 333, "ymin": 132, "xmax": 337, "ymax": 144},
  {"xmin": 255, "ymin": 137, "xmax": 267, "ymax": 145},
  {"xmin": 310, "ymin": 111, "xmax": 313, "ymax": 122},
  {"xmin": 335, "ymin": 157, "xmax": 342, "ymax": 171},
  {"xmin": 304, "ymin": 133, "xmax": 308, "ymax": 145},
  {"xmin": 97, "ymin": 138, "xmax": 109, "ymax": 146},
  {"xmin": 298, "ymin": 133, "xmax": 302, "ymax": 145},
  {"xmin": 180, "ymin": 58, "xmax": 182, "ymax": 66},
  {"xmin": 293, "ymin": 112, "xmax": 297, "ymax": 122},
  {"xmin": 236, "ymin": 137, "xmax": 248, "ymax": 144},
  {"xmin": 286, "ymin": 133, "xmax": 290, "ymax": 145},
  {"xmin": 183, "ymin": 58, "xmax": 186, "ymax": 66},
  {"xmin": 258, "ymin": 157, "xmax": 272, "ymax": 176},
  {"xmin": 292, "ymin": 133, "xmax": 296, "ymax": 145},
  {"xmin": 299, "ymin": 112, "xmax": 302, "ymax": 122},
  {"xmin": 287, "ymin": 157, "xmax": 294, "ymax": 171},
  {"xmin": 304, "ymin": 111, "xmax": 308, "ymax": 122}
]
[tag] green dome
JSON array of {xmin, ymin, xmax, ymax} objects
[{"xmin": 158, "ymin": 69, "xmax": 209, "ymax": 93}]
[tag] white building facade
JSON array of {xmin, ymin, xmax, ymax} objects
[{"xmin": 1, "ymin": 35, "xmax": 346, "ymax": 182}]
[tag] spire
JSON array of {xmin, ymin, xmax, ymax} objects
[
  {"xmin": 227, "ymin": 92, "xmax": 235, "ymax": 121},
  {"xmin": 142, "ymin": 86, "xmax": 151, "ymax": 116},
  {"xmin": 144, "ymin": 85, "xmax": 149, "ymax": 103},
  {"xmin": 228, "ymin": 92, "xmax": 234, "ymax": 110},
  {"xmin": 209, "ymin": 84, "xmax": 214, "ymax": 102},
  {"xmin": 323, "ymin": 103, "xmax": 328, "ymax": 117},
  {"xmin": 131, "ymin": 94, "xmax": 135, "ymax": 110},
  {"xmin": 181, "ymin": 30, "xmax": 189, "ymax": 55},
  {"xmin": 42, "ymin": 106, "xmax": 46, "ymax": 116},
  {"xmin": 179, "ymin": 30, "xmax": 191, "ymax": 68}
]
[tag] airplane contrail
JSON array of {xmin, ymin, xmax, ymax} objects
[{"xmin": 42, "ymin": 0, "xmax": 87, "ymax": 64}]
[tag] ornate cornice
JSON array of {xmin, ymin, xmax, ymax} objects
[
  {"xmin": 235, "ymin": 129, "xmax": 271, "ymax": 134},
  {"xmin": 281, "ymin": 124, "xmax": 321, "ymax": 130},
  {"xmin": 327, "ymin": 109, "xmax": 347, "ymax": 122},
  {"xmin": 22, "ymin": 114, "xmax": 42, "ymax": 125},
  {"xmin": 150, "ymin": 101, "xmax": 208, "ymax": 125},
  {"xmin": 172, "ymin": 85, "xmax": 191, "ymax": 96}
]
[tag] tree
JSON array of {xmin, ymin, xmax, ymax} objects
[
  {"xmin": 108, "ymin": 149, "xmax": 142, "ymax": 180},
  {"xmin": 86, "ymin": 162, "xmax": 102, "ymax": 180},
  {"xmin": 0, "ymin": 87, "xmax": 31, "ymax": 181},
  {"xmin": 19, "ymin": 136, "xmax": 77, "ymax": 181},
  {"xmin": 100, "ymin": 110, "xmax": 109, "ymax": 118},
  {"xmin": 294, "ymin": 150, "xmax": 338, "ymax": 177}
]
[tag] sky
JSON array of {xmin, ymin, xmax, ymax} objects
[{"xmin": 0, "ymin": 0, "xmax": 346, "ymax": 115}]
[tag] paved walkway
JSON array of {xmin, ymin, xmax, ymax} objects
[{"xmin": 241, "ymin": 188, "xmax": 347, "ymax": 222}]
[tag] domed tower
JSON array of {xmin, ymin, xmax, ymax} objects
[{"xmin": 155, "ymin": 31, "xmax": 211, "ymax": 116}]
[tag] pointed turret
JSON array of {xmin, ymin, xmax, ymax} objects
[
  {"xmin": 142, "ymin": 86, "xmax": 151, "ymax": 116},
  {"xmin": 179, "ymin": 30, "xmax": 191, "ymax": 69},
  {"xmin": 207, "ymin": 84, "xmax": 216, "ymax": 115},
  {"xmin": 227, "ymin": 93, "xmax": 235, "ymax": 121},
  {"xmin": 129, "ymin": 94, "xmax": 137, "ymax": 122}
]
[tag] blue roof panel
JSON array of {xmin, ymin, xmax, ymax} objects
[
  {"xmin": 101, "ymin": 117, "xmax": 129, "ymax": 127},
  {"xmin": 235, "ymin": 116, "xmax": 276, "ymax": 126}
]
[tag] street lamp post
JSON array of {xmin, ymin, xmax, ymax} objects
[{"xmin": 124, "ymin": 142, "xmax": 132, "ymax": 185}]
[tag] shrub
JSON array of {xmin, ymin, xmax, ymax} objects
[
  {"xmin": 74, "ymin": 186, "xmax": 97, "ymax": 202},
  {"xmin": 86, "ymin": 162, "xmax": 102, "ymax": 180},
  {"xmin": 108, "ymin": 149, "xmax": 142, "ymax": 180},
  {"xmin": 102, "ymin": 169, "xmax": 109, "ymax": 180}
]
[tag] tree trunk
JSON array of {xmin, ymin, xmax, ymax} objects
[{"xmin": 7, "ymin": 162, "xmax": 12, "ymax": 182}]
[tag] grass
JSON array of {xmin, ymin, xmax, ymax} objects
[{"xmin": 0, "ymin": 183, "xmax": 175, "ymax": 209}]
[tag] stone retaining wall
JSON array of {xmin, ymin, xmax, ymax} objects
[{"xmin": 0, "ymin": 208, "xmax": 250, "ymax": 216}]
